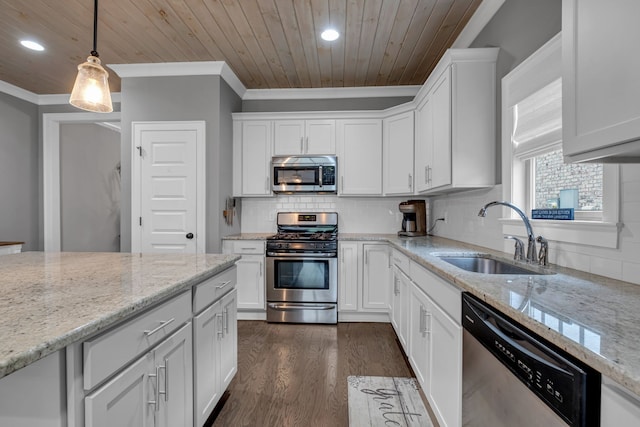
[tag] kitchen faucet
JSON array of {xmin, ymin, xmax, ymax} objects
[{"xmin": 478, "ymin": 201, "xmax": 538, "ymax": 264}]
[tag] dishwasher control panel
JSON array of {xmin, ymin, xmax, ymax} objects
[{"xmin": 462, "ymin": 293, "xmax": 601, "ymax": 427}]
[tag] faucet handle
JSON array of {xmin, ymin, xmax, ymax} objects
[
  {"xmin": 505, "ymin": 236, "xmax": 525, "ymax": 261},
  {"xmin": 536, "ymin": 236, "xmax": 549, "ymax": 266}
]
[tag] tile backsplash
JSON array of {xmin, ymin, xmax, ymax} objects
[{"xmin": 240, "ymin": 196, "xmax": 426, "ymax": 234}]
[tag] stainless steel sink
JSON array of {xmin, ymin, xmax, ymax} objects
[{"xmin": 438, "ymin": 255, "xmax": 551, "ymax": 275}]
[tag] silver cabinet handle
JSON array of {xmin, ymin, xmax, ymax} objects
[
  {"xmin": 223, "ymin": 308, "xmax": 229, "ymax": 334},
  {"xmin": 215, "ymin": 280, "xmax": 232, "ymax": 289},
  {"xmin": 408, "ymin": 174, "xmax": 412, "ymax": 190},
  {"xmin": 265, "ymin": 177, "xmax": 269, "ymax": 192},
  {"xmin": 341, "ymin": 176, "xmax": 344, "ymax": 192},
  {"xmin": 300, "ymin": 136, "xmax": 304, "ymax": 153},
  {"xmin": 419, "ymin": 305, "xmax": 425, "ymax": 333},
  {"xmin": 305, "ymin": 136, "xmax": 309, "ymax": 153},
  {"xmin": 259, "ymin": 261, "xmax": 263, "ymax": 277},
  {"xmin": 144, "ymin": 318, "xmax": 175, "ymax": 337},
  {"xmin": 148, "ymin": 368, "xmax": 159, "ymax": 410},
  {"xmin": 425, "ymin": 310, "xmax": 432, "ymax": 335},
  {"xmin": 424, "ymin": 166, "xmax": 428, "ymax": 184},
  {"xmin": 158, "ymin": 361, "xmax": 168, "ymax": 402},
  {"xmin": 217, "ymin": 313, "xmax": 224, "ymax": 340}
]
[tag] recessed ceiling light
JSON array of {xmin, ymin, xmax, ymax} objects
[
  {"xmin": 20, "ymin": 40, "xmax": 45, "ymax": 51},
  {"xmin": 321, "ymin": 29, "xmax": 339, "ymax": 41}
]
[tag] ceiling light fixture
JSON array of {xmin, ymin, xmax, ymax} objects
[
  {"xmin": 321, "ymin": 29, "xmax": 340, "ymax": 42},
  {"xmin": 69, "ymin": 0, "xmax": 113, "ymax": 113},
  {"xmin": 20, "ymin": 40, "xmax": 45, "ymax": 51}
]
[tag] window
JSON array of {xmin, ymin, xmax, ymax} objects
[
  {"xmin": 511, "ymin": 77, "xmax": 604, "ymax": 221},
  {"xmin": 502, "ymin": 33, "xmax": 619, "ymax": 249}
]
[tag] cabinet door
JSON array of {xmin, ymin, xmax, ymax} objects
[
  {"xmin": 337, "ymin": 119, "xmax": 383, "ymax": 195},
  {"xmin": 220, "ymin": 289, "xmax": 238, "ymax": 390},
  {"xmin": 414, "ymin": 95, "xmax": 433, "ymax": 193},
  {"xmin": 430, "ymin": 68, "xmax": 452, "ymax": 189},
  {"xmin": 390, "ymin": 267, "xmax": 409, "ymax": 351},
  {"xmin": 306, "ymin": 119, "xmax": 336, "ymax": 154},
  {"xmin": 85, "ymin": 352, "xmax": 154, "ymax": 427},
  {"xmin": 235, "ymin": 255, "xmax": 265, "ymax": 310},
  {"xmin": 383, "ymin": 111, "xmax": 414, "ymax": 195},
  {"xmin": 274, "ymin": 120, "xmax": 305, "ymax": 155},
  {"xmin": 362, "ymin": 244, "xmax": 389, "ymax": 310},
  {"xmin": 241, "ymin": 121, "xmax": 272, "ymax": 196},
  {"xmin": 193, "ymin": 300, "xmax": 222, "ymax": 427},
  {"xmin": 338, "ymin": 242, "xmax": 359, "ymax": 312},
  {"xmin": 408, "ymin": 284, "xmax": 430, "ymax": 388},
  {"xmin": 154, "ymin": 323, "xmax": 193, "ymax": 427},
  {"xmin": 563, "ymin": 0, "xmax": 640, "ymax": 159},
  {"xmin": 427, "ymin": 299, "xmax": 462, "ymax": 427}
]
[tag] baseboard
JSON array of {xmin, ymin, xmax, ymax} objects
[
  {"xmin": 338, "ymin": 312, "xmax": 391, "ymax": 323},
  {"xmin": 237, "ymin": 311, "xmax": 266, "ymax": 321}
]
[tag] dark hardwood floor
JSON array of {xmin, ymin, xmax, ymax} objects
[{"xmin": 208, "ymin": 320, "xmax": 427, "ymax": 427}]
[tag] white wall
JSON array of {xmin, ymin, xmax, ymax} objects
[
  {"xmin": 60, "ymin": 123, "xmax": 121, "ymax": 252},
  {"xmin": 240, "ymin": 196, "xmax": 428, "ymax": 234},
  {"xmin": 431, "ymin": 164, "xmax": 640, "ymax": 286}
]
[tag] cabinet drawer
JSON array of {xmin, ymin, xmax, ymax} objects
[
  {"xmin": 83, "ymin": 291, "xmax": 191, "ymax": 391},
  {"xmin": 409, "ymin": 261, "xmax": 461, "ymax": 323},
  {"xmin": 230, "ymin": 240, "xmax": 264, "ymax": 254},
  {"xmin": 193, "ymin": 266, "xmax": 237, "ymax": 314},
  {"xmin": 391, "ymin": 249, "xmax": 410, "ymax": 273}
]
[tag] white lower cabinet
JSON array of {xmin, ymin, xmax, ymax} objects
[
  {"xmin": 222, "ymin": 240, "xmax": 265, "ymax": 315},
  {"xmin": 601, "ymin": 376, "xmax": 640, "ymax": 426},
  {"xmin": 85, "ymin": 322, "xmax": 193, "ymax": 427},
  {"xmin": 193, "ymin": 289, "xmax": 238, "ymax": 427},
  {"xmin": 390, "ymin": 265, "xmax": 410, "ymax": 352},
  {"xmin": 398, "ymin": 259, "xmax": 461, "ymax": 427},
  {"xmin": 338, "ymin": 241, "xmax": 390, "ymax": 321}
]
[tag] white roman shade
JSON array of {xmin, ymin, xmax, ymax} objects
[{"xmin": 512, "ymin": 78, "xmax": 562, "ymax": 159}]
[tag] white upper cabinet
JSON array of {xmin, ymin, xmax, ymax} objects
[
  {"xmin": 383, "ymin": 110, "xmax": 415, "ymax": 195},
  {"xmin": 414, "ymin": 48, "xmax": 498, "ymax": 194},
  {"xmin": 274, "ymin": 119, "xmax": 336, "ymax": 155},
  {"xmin": 233, "ymin": 120, "xmax": 272, "ymax": 197},
  {"xmin": 562, "ymin": 0, "xmax": 640, "ymax": 162},
  {"xmin": 337, "ymin": 118, "xmax": 383, "ymax": 195}
]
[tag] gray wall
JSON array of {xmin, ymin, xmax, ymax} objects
[
  {"xmin": 242, "ymin": 96, "xmax": 414, "ymax": 112},
  {"xmin": 470, "ymin": 0, "xmax": 562, "ymax": 184},
  {"xmin": 60, "ymin": 123, "xmax": 120, "ymax": 252},
  {"xmin": 120, "ymin": 75, "xmax": 241, "ymax": 253},
  {"xmin": 0, "ymin": 93, "xmax": 39, "ymax": 250}
]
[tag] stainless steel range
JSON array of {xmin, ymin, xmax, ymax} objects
[{"xmin": 266, "ymin": 212, "xmax": 338, "ymax": 324}]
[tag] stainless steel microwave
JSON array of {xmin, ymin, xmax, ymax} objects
[{"xmin": 271, "ymin": 156, "xmax": 337, "ymax": 194}]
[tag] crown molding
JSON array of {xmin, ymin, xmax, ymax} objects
[
  {"xmin": 108, "ymin": 61, "xmax": 247, "ymax": 98},
  {"xmin": 451, "ymin": 0, "xmax": 506, "ymax": 48},
  {"xmin": 242, "ymin": 85, "xmax": 421, "ymax": 100},
  {"xmin": 0, "ymin": 80, "xmax": 39, "ymax": 104}
]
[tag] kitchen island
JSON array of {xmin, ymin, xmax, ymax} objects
[{"xmin": 0, "ymin": 251, "xmax": 240, "ymax": 427}]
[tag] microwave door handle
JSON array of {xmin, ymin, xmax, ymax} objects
[{"xmin": 319, "ymin": 165, "xmax": 323, "ymax": 187}]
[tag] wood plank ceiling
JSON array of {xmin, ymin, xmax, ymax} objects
[{"xmin": 0, "ymin": 0, "xmax": 482, "ymax": 95}]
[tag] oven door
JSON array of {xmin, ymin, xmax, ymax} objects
[{"xmin": 266, "ymin": 255, "xmax": 337, "ymax": 303}]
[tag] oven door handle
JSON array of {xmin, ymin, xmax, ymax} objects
[
  {"xmin": 268, "ymin": 303, "xmax": 336, "ymax": 311},
  {"xmin": 266, "ymin": 252, "xmax": 337, "ymax": 258}
]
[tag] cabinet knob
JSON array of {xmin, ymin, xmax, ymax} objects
[{"xmin": 186, "ymin": 233, "xmax": 194, "ymax": 239}]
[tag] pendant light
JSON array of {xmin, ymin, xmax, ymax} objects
[{"xmin": 69, "ymin": 0, "xmax": 113, "ymax": 113}]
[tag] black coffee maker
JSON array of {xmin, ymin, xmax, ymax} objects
[{"xmin": 398, "ymin": 200, "xmax": 427, "ymax": 237}]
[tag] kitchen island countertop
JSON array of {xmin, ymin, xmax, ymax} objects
[
  {"xmin": 0, "ymin": 251, "xmax": 239, "ymax": 380},
  {"xmin": 226, "ymin": 232, "xmax": 640, "ymax": 395}
]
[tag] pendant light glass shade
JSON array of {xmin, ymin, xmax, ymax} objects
[
  {"xmin": 69, "ymin": 0, "xmax": 113, "ymax": 113},
  {"xmin": 69, "ymin": 55, "xmax": 113, "ymax": 112}
]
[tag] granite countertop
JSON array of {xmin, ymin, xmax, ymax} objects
[
  {"xmin": 227, "ymin": 232, "xmax": 640, "ymax": 395},
  {"xmin": 0, "ymin": 251, "xmax": 239, "ymax": 380}
]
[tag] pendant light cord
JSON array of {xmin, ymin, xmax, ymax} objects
[{"xmin": 91, "ymin": 0, "xmax": 99, "ymax": 57}]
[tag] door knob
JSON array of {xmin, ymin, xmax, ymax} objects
[{"xmin": 186, "ymin": 233, "xmax": 194, "ymax": 239}]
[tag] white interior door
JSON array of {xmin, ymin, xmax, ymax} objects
[{"xmin": 132, "ymin": 122, "xmax": 205, "ymax": 253}]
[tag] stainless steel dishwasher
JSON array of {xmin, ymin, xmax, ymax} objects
[{"xmin": 462, "ymin": 293, "xmax": 601, "ymax": 427}]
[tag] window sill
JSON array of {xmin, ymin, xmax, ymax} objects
[{"xmin": 499, "ymin": 218, "xmax": 620, "ymax": 249}]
